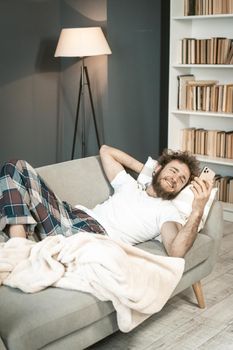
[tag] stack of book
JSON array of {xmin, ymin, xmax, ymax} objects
[
  {"xmin": 180, "ymin": 37, "xmax": 233, "ymax": 64},
  {"xmin": 184, "ymin": 0, "xmax": 233, "ymax": 16},
  {"xmin": 177, "ymin": 75, "xmax": 233, "ymax": 113},
  {"xmin": 181, "ymin": 127, "xmax": 233, "ymax": 159},
  {"xmin": 214, "ymin": 175, "xmax": 233, "ymax": 203}
]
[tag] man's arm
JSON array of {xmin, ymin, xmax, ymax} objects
[
  {"xmin": 161, "ymin": 177, "xmax": 214, "ymax": 257},
  {"xmin": 99, "ymin": 144, "xmax": 144, "ymax": 182}
]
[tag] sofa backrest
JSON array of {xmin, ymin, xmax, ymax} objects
[{"xmin": 36, "ymin": 156, "xmax": 112, "ymax": 208}]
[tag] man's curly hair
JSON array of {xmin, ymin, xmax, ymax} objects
[{"xmin": 157, "ymin": 149, "xmax": 200, "ymax": 183}]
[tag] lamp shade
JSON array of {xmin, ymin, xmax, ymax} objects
[{"xmin": 54, "ymin": 27, "xmax": 112, "ymax": 57}]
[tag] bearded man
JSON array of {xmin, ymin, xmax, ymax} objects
[{"xmin": 0, "ymin": 145, "xmax": 213, "ymax": 257}]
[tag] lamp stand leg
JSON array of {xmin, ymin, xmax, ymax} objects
[
  {"xmin": 84, "ymin": 66, "xmax": 101, "ymax": 149},
  {"xmin": 71, "ymin": 62, "xmax": 101, "ymax": 160},
  {"xmin": 71, "ymin": 63, "xmax": 84, "ymax": 160}
]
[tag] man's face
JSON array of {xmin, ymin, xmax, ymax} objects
[{"xmin": 152, "ymin": 160, "xmax": 191, "ymax": 200}]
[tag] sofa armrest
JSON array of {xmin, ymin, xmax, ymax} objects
[
  {"xmin": 199, "ymin": 200, "xmax": 223, "ymax": 264},
  {"xmin": 0, "ymin": 231, "xmax": 9, "ymax": 242},
  {"xmin": 201, "ymin": 201, "xmax": 223, "ymax": 239}
]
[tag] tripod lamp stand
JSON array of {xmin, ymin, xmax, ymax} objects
[{"xmin": 55, "ymin": 27, "xmax": 112, "ymax": 159}]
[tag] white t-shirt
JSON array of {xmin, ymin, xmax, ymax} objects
[{"xmin": 76, "ymin": 170, "xmax": 183, "ymax": 245}]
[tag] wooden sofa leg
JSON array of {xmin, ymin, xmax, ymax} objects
[{"xmin": 192, "ymin": 281, "xmax": 206, "ymax": 309}]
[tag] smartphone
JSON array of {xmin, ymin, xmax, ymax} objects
[{"xmin": 199, "ymin": 166, "xmax": 215, "ymax": 181}]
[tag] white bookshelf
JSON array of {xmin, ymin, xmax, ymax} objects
[{"xmin": 168, "ymin": 0, "xmax": 233, "ymax": 222}]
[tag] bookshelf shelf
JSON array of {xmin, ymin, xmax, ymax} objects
[
  {"xmin": 221, "ymin": 201, "xmax": 233, "ymax": 221},
  {"xmin": 221, "ymin": 202, "xmax": 233, "ymax": 212},
  {"xmin": 171, "ymin": 110, "xmax": 233, "ymax": 118},
  {"xmin": 173, "ymin": 14, "xmax": 233, "ymax": 20},
  {"xmin": 173, "ymin": 64, "xmax": 233, "ymax": 68},
  {"xmin": 196, "ymin": 155, "xmax": 233, "ymax": 166},
  {"xmin": 169, "ymin": 0, "xmax": 233, "ymax": 221}
]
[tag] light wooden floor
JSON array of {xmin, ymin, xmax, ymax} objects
[{"xmin": 89, "ymin": 221, "xmax": 233, "ymax": 350}]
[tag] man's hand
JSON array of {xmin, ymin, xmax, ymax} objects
[{"xmin": 190, "ymin": 177, "xmax": 214, "ymax": 216}]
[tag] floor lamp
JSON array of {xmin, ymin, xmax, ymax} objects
[{"xmin": 55, "ymin": 27, "xmax": 112, "ymax": 159}]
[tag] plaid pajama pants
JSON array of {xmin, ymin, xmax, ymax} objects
[{"xmin": 0, "ymin": 160, "xmax": 106, "ymax": 240}]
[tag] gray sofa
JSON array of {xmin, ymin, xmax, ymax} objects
[{"xmin": 0, "ymin": 156, "xmax": 223, "ymax": 350}]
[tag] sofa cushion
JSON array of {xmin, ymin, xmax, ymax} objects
[
  {"xmin": 137, "ymin": 232, "xmax": 214, "ymax": 272},
  {"xmin": 36, "ymin": 157, "xmax": 112, "ymax": 208},
  {"xmin": 0, "ymin": 286, "xmax": 114, "ymax": 350}
]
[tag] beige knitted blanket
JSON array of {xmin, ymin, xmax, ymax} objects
[{"xmin": 0, "ymin": 234, "xmax": 184, "ymax": 332}]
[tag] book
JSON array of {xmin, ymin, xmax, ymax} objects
[
  {"xmin": 226, "ymin": 177, "xmax": 233, "ymax": 202},
  {"xmin": 200, "ymin": 129, "xmax": 207, "ymax": 155},
  {"xmin": 196, "ymin": 39, "xmax": 201, "ymax": 64},
  {"xmin": 190, "ymin": 38, "xmax": 196, "ymax": 64},
  {"xmin": 219, "ymin": 131, "xmax": 226, "ymax": 158},
  {"xmin": 206, "ymin": 129, "xmax": 219, "ymax": 157},
  {"xmin": 185, "ymin": 0, "xmax": 233, "ymax": 15},
  {"xmin": 195, "ymin": 128, "xmax": 201, "ymax": 154},
  {"xmin": 216, "ymin": 131, "xmax": 222, "ymax": 157},
  {"xmin": 205, "ymin": 85, "xmax": 211, "ymax": 112},
  {"xmin": 187, "ymin": 80, "xmax": 218, "ymax": 86},
  {"xmin": 181, "ymin": 127, "xmax": 196, "ymax": 152},
  {"xmin": 217, "ymin": 85, "xmax": 224, "ymax": 112},
  {"xmin": 225, "ymin": 131, "xmax": 233, "ymax": 158},
  {"xmin": 184, "ymin": 0, "xmax": 196, "ymax": 15},
  {"xmin": 222, "ymin": 38, "xmax": 232, "ymax": 64},
  {"xmin": 222, "ymin": 84, "xmax": 233, "ymax": 112},
  {"xmin": 177, "ymin": 74, "xmax": 195, "ymax": 110},
  {"xmin": 222, "ymin": 176, "xmax": 233, "ymax": 202},
  {"xmin": 181, "ymin": 39, "xmax": 188, "ymax": 64},
  {"xmin": 226, "ymin": 85, "xmax": 233, "ymax": 113},
  {"xmin": 197, "ymin": 86, "xmax": 202, "ymax": 110},
  {"xmin": 186, "ymin": 84, "xmax": 194, "ymax": 110},
  {"xmin": 210, "ymin": 85, "xmax": 218, "ymax": 112},
  {"xmin": 224, "ymin": 41, "xmax": 233, "ymax": 64},
  {"xmin": 229, "ymin": 178, "xmax": 233, "ymax": 203}
]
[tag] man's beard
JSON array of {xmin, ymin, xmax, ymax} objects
[{"xmin": 152, "ymin": 168, "xmax": 180, "ymax": 200}]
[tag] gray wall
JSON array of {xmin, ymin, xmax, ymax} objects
[
  {"xmin": 0, "ymin": 0, "xmax": 169, "ymax": 167},
  {"xmin": 106, "ymin": 0, "xmax": 161, "ymax": 162},
  {"xmin": 0, "ymin": 0, "xmax": 60, "ymax": 167}
]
